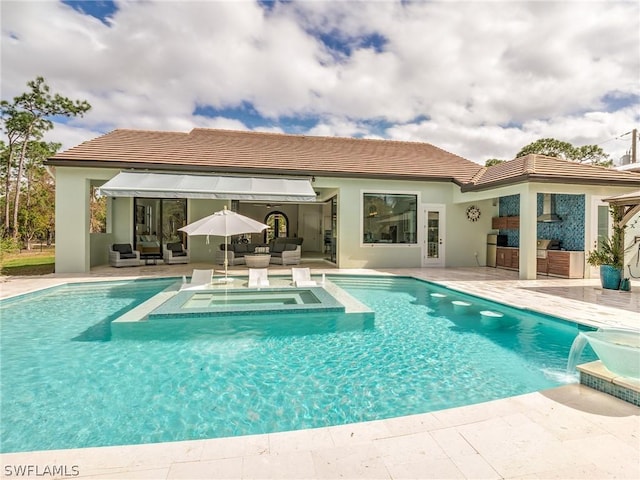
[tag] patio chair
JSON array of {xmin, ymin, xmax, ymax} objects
[
  {"xmin": 291, "ymin": 267, "xmax": 318, "ymax": 287},
  {"xmin": 163, "ymin": 242, "xmax": 190, "ymax": 264},
  {"xmin": 109, "ymin": 243, "xmax": 141, "ymax": 267},
  {"xmin": 248, "ymin": 268, "xmax": 270, "ymax": 288},
  {"xmin": 180, "ymin": 269, "xmax": 213, "ymax": 290}
]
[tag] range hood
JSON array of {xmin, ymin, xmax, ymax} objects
[{"xmin": 537, "ymin": 194, "xmax": 562, "ymax": 223}]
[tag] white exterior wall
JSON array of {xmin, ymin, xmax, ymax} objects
[
  {"xmin": 54, "ymin": 167, "xmax": 119, "ymax": 273},
  {"xmin": 314, "ymin": 176, "xmax": 497, "ymax": 269},
  {"xmin": 53, "ymin": 166, "xmax": 639, "ymax": 274},
  {"xmin": 626, "ymin": 213, "xmax": 640, "ymax": 278}
]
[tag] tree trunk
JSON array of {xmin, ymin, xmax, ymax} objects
[
  {"xmin": 3, "ymin": 146, "xmax": 16, "ymax": 235},
  {"xmin": 11, "ymin": 124, "xmax": 32, "ymax": 240}
]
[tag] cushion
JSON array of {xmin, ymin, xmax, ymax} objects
[
  {"xmin": 272, "ymin": 243, "xmax": 285, "ymax": 253},
  {"xmin": 172, "ymin": 252, "xmax": 187, "ymax": 257},
  {"xmin": 113, "ymin": 244, "xmax": 132, "ymax": 255},
  {"xmin": 119, "ymin": 253, "xmax": 137, "ymax": 259},
  {"xmin": 234, "ymin": 244, "xmax": 248, "ymax": 253},
  {"xmin": 284, "ymin": 243, "xmax": 298, "ymax": 251},
  {"xmin": 167, "ymin": 242, "xmax": 184, "ymax": 253}
]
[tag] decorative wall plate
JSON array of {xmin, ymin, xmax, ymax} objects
[{"xmin": 466, "ymin": 205, "xmax": 481, "ymax": 222}]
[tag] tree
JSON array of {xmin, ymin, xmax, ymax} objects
[
  {"xmin": 485, "ymin": 158, "xmax": 505, "ymax": 167},
  {"xmin": 19, "ymin": 141, "xmax": 59, "ymax": 249},
  {"xmin": 0, "ymin": 77, "xmax": 91, "ymax": 241},
  {"xmin": 516, "ymin": 138, "xmax": 611, "ymax": 167},
  {"xmin": 90, "ymin": 186, "xmax": 107, "ymax": 234}
]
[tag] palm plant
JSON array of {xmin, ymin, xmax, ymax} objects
[{"xmin": 586, "ymin": 206, "xmax": 625, "ymax": 269}]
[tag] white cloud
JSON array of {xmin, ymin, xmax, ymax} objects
[{"xmin": 2, "ymin": 0, "xmax": 638, "ymax": 164}]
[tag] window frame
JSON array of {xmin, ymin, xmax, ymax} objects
[{"xmin": 360, "ymin": 191, "xmax": 420, "ymax": 246}]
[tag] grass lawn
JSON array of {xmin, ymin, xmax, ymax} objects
[{"xmin": 1, "ymin": 247, "xmax": 55, "ymax": 276}]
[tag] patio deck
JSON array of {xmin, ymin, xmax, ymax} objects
[{"xmin": 1, "ymin": 266, "xmax": 638, "ymax": 479}]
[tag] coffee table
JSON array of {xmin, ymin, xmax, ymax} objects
[
  {"xmin": 244, "ymin": 254, "xmax": 271, "ymax": 268},
  {"xmin": 141, "ymin": 253, "xmax": 163, "ymax": 265}
]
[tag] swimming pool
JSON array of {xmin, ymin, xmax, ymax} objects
[{"xmin": 0, "ymin": 275, "xmax": 595, "ymax": 453}]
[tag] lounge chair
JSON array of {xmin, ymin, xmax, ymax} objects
[
  {"xmin": 291, "ymin": 267, "xmax": 317, "ymax": 287},
  {"xmin": 180, "ymin": 269, "xmax": 213, "ymax": 290},
  {"xmin": 248, "ymin": 268, "xmax": 270, "ymax": 288},
  {"xmin": 109, "ymin": 243, "xmax": 141, "ymax": 267}
]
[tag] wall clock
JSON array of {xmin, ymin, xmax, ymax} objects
[{"xmin": 466, "ymin": 205, "xmax": 481, "ymax": 222}]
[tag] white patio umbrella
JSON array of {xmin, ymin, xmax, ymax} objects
[{"xmin": 179, "ymin": 206, "xmax": 268, "ymax": 281}]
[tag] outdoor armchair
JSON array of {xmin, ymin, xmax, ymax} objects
[
  {"xmin": 109, "ymin": 243, "xmax": 141, "ymax": 267},
  {"xmin": 163, "ymin": 242, "xmax": 190, "ymax": 264},
  {"xmin": 269, "ymin": 244, "xmax": 301, "ymax": 265}
]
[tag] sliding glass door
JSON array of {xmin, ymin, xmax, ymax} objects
[{"xmin": 134, "ymin": 198, "xmax": 187, "ymax": 256}]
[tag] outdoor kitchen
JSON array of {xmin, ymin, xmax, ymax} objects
[{"xmin": 488, "ymin": 193, "xmax": 586, "ymax": 278}]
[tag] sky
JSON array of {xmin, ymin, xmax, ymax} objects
[{"xmin": 1, "ymin": 0, "xmax": 639, "ymax": 165}]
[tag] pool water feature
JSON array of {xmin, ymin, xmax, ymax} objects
[
  {"xmin": 568, "ymin": 328, "xmax": 640, "ymax": 379},
  {"xmin": 0, "ymin": 275, "xmax": 596, "ymax": 453}
]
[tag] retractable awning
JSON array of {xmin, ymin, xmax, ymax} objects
[{"xmin": 97, "ymin": 172, "xmax": 316, "ymax": 202}]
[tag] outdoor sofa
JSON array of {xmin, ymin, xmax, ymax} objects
[{"xmin": 215, "ymin": 237, "xmax": 303, "ymax": 266}]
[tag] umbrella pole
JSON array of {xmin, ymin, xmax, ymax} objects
[{"xmin": 224, "ymin": 236, "xmax": 229, "ymax": 281}]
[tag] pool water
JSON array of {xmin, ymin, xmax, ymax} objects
[{"xmin": 0, "ymin": 276, "xmax": 595, "ymax": 453}]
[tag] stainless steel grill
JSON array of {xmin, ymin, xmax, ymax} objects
[{"xmin": 536, "ymin": 239, "xmax": 561, "ymax": 259}]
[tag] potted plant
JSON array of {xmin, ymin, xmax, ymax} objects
[{"xmin": 586, "ymin": 208, "xmax": 625, "ymax": 290}]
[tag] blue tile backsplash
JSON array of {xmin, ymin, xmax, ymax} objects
[{"xmin": 498, "ymin": 194, "xmax": 585, "ymax": 251}]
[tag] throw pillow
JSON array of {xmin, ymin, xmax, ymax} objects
[{"xmin": 113, "ymin": 244, "xmax": 132, "ymax": 255}]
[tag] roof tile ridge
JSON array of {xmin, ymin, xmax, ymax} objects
[
  {"xmin": 112, "ymin": 128, "xmax": 188, "ymax": 135},
  {"xmin": 523, "ymin": 154, "xmax": 537, "ymax": 174},
  {"xmin": 468, "ymin": 165, "xmax": 488, "ymax": 184}
]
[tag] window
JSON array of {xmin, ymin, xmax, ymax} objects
[{"xmin": 363, "ymin": 193, "xmax": 417, "ymax": 244}]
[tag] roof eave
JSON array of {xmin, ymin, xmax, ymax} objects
[
  {"xmin": 45, "ymin": 158, "xmax": 460, "ymax": 183},
  {"xmin": 461, "ymin": 174, "xmax": 640, "ymax": 192}
]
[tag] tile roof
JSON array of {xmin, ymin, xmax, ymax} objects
[
  {"xmin": 463, "ymin": 154, "xmax": 640, "ymax": 191},
  {"xmin": 48, "ymin": 128, "xmax": 483, "ymax": 184},
  {"xmin": 48, "ymin": 129, "xmax": 640, "ymax": 189}
]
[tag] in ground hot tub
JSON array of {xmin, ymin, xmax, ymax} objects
[{"xmin": 150, "ymin": 287, "xmax": 345, "ymax": 318}]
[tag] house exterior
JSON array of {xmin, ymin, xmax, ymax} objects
[{"xmin": 46, "ymin": 128, "xmax": 640, "ymax": 279}]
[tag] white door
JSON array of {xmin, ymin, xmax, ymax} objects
[
  {"xmin": 588, "ymin": 196, "xmax": 610, "ymax": 278},
  {"xmin": 422, "ymin": 204, "xmax": 445, "ymax": 267}
]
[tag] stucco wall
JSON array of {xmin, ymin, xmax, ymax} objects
[
  {"xmin": 54, "ymin": 167, "xmax": 119, "ymax": 273},
  {"xmin": 53, "ymin": 166, "xmax": 638, "ymax": 274},
  {"xmin": 624, "ymin": 213, "xmax": 640, "ymax": 278},
  {"xmin": 315, "ymin": 177, "xmax": 497, "ymax": 268}
]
